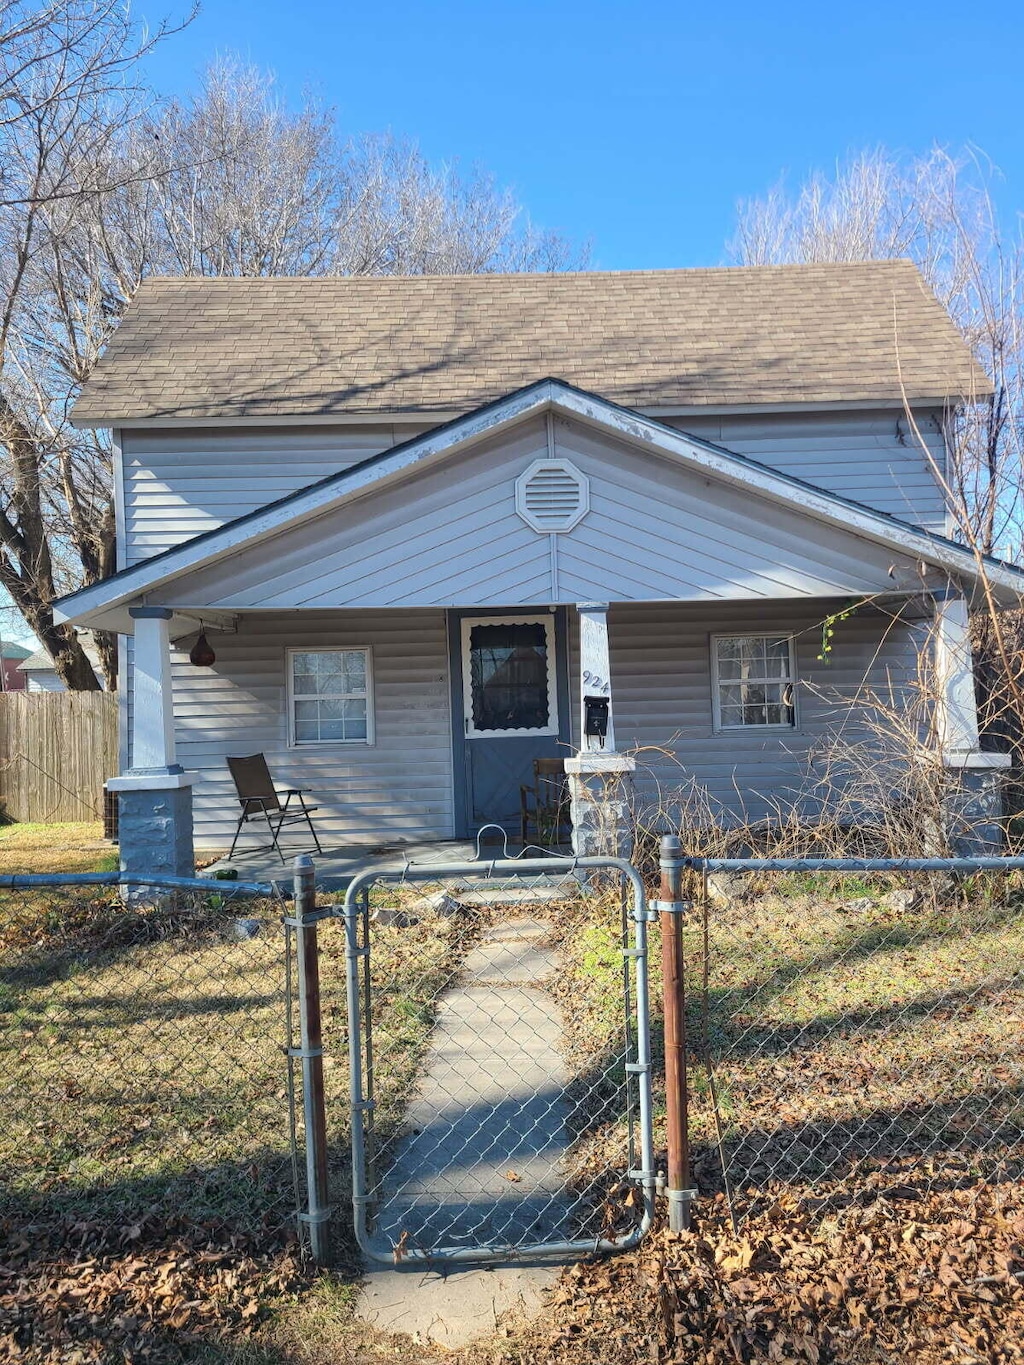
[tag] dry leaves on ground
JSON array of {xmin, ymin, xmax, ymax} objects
[
  {"xmin": 0, "ymin": 1218, "xmax": 305, "ymax": 1363},
  {"xmin": 513, "ymin": 1177, "xmax": 1024, "ymax": 1364}
]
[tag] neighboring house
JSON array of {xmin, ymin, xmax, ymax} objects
[
  {"xmin": 17, "ymin": 640, "xmax": 105, "ymax": 691},
  {"xmin": 54, "ymin": 262, "xmax": 1024, "ymax": 873},
  {"xmin": 18, "ymin": 649, "xmax": 67, "ymax": 691},
  {"xmin": 0, "ymin": 642, "xmax": 31, "ymax": 691}
]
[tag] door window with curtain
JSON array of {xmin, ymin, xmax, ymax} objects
[{"xmin": 462, "ymin": 617, "xmax": 558, "ymax": 738}]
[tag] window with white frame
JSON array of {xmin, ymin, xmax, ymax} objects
[
  {"xmin": 288, "ymin": 648, "xmax": 373, "ymax": 744},
  {"xmin": 712, "ymin": 634, "xmax": 796, "ymax": 730}
]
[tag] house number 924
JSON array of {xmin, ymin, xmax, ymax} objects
[{"xmin": 582, "ymin": 670, "xmax": 610, "ymax": 695}]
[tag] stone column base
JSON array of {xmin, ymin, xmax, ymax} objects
[
  {"xmin": 939, "ymin": 754, "xmax": 1010, "ymax": 857},
  {"xmin": 563, "ymin": 753, "xmax": 637, "ymax": 860},
  {"xmin": 107, "ymin": 773, "xmax": 196, "ymax": 884}
]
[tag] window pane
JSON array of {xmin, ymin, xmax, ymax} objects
[
  {"xmin": 341, "ymin": 651, "xmax": 366, "ymax": 689},
  {"xmin": 293, "ymin": 650, "xmax": 370, "ymax": 740},
  {"xmin": 737, "ymin": 636, "xmax": 767, "ymax": 665},
  {"xmin": 765, "ymin": 638, "xmax": 792, "ymax": 677},
  {"xmin": 317, "ymin": 665, "xmax": 345, "ymax": 695},
  {"xmin": 343, "ymin": 698, "xmax": 367, "ymax": 739}
]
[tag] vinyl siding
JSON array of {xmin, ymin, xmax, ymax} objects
[
  {"xmin": 120, "ymin": 424, "xmax": 424, "ymax": 566},
  {"xmin": 171, "ymin": 609, "xmax": 453, "ymax": 848},
  {"xmin": 664, "ymin": 409, "xmax": 947, "ymax": 532},
  {"xmin": 118, "ymin": 409, "xmax": 948, "ymax": 571},
  {"xmin": 146, "ymin": 415, "xmax": 925, "ymax": 612},
  {"xmin": 601, "ymin": 599, "xmax": 923, "ymax": 822},
  {"xmin": 174, "ymin": 601, "xmax": 921, "ymax": 849}
]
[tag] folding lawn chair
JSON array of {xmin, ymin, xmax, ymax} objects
[{"xmin": 226, "ymin": 753, "xmax": 323, "ymax": 862}]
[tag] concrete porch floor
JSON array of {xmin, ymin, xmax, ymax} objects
[{"xmin": 200, "ymin": 836, "xmax": 547, "ymax": 891}]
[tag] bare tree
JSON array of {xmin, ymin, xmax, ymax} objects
[
  {"xmin": 731, "ymin": 148, "xmax": 1024, "ymax": 782},
  {"xmin": 0, "ymin": 51, "xmax": 583, "ymax": 687},
  {"xmin": 0, "ymin": 2, "xmax": 194, "ymax": 688},
  {"xmin": 731, "ymin": 147, "xmax": 1024, "ymax": 560}
]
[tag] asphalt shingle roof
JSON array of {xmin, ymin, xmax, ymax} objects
[{"xmin": 71, "ymin": 261, "xmax": 988, "ymax": 425}]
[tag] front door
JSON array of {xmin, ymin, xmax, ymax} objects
[{"xmin": 449, "ymin": 611, "xmax": 570, "ymax": 838}]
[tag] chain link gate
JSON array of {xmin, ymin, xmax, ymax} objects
[{"xmin": 339, "ymin": 855, "xmax": 656, "ymax": 1264}]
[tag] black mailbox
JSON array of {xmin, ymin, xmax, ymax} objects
[{"xmin": 584, "ymin": 695, "xmax": 610, "ymax": 744}]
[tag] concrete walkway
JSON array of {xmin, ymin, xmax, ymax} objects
[{"xmin": 356, "ymin": 915, "xmax": 574, "ymax": 1348}]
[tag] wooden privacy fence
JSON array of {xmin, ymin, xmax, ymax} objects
[{"xmin": 0, "ymin": 691, "xmax": 118, "ymax": 822}]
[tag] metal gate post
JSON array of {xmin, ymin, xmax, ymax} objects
[
  {"xmin": 293, "ymin": 853, "xmax": 331, "ymax": 1262},
  {"xmin": 658, "ymin": 834, "xmax": 695, "ymax": 1231}
]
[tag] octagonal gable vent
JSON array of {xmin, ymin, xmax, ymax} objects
[{"xmin": 515, "ymin": 458, "xmax": 590, "ymax": 533}]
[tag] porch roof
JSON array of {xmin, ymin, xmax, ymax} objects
[{"xmin": 56, "ymin": 379, "xmax": 1024, "ymax": 631}]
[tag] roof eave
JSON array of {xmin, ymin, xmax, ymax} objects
[{"xmin": 71, "ymin": 389, "xmax": 992, "ymax": 431}]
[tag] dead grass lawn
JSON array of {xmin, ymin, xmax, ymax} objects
[{"xmin": 0, "ymin": 820, "xmax": 116, "ymax": 874}]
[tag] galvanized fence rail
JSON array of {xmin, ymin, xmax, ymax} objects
[
  {"xmin": 337, "ymin": 855, "xmax": 657, "ymax": 1265},
  {"xmin": 657, "ymin": 847, "xmax": 1024, "ymax": 1228}
]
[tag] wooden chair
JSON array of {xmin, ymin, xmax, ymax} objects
[
  {"xmin": 226, "ymin": 754, "xmax": 323, "ymax": 862},
  {"xmin": 520, "ymin": 757, "xmax": 569, "ymax": 846}
]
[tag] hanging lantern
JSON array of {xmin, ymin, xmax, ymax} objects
[{"xmin": 189, "ymin": 624, "xmax": 216, "ymax": 668}]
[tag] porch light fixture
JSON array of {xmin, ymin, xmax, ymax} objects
[{"xmin": 189, "ymin": 623, "xmax": 216, "ymax": 668}]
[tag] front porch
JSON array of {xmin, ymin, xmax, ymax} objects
[
  {"xmin": 201, "ymin": 837, "xmax": 480, "ymax": 892},
  {"xmin": 55, "ymin": 382, "xmax": 1024, "ymax": 878}
]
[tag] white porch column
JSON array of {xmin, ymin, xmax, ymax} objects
[
  {"xmin": 565, "ymin": 602, "xmax": 635, "ymax": 859},
  {"xmin": 578, "ymin": 601, "xmax": 615, "ymax": 752},
  {"xmin": 107, "ymin": 606, "xmax": 195, "ymax": 884},
  {"xmin": 932, "ymin": 588, "xmax": 980, "ymax": 757},
  {"xmin": 930, "ymin": 586, "xmax": 1009, "ymax": 854},
  {"xmin": 128, "ymin": 607, "xmax": 180, "ymax": 773}
]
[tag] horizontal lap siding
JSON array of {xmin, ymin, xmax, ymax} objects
[
  {"xmin": 167, "ymin": 600, "xmax": 920, "ymax": 848},
  {"xmin": 602, "ymin": 600, "xmax": 923, "ymax": 822},
  {"xmin": 121, "ymin": 425, "xmax": 417, "ymax": 565},
  {"xmin": 665, "ymin": 410, "xmax": 947, "ymax": 532},
  {"xmin": 171, "ymin": 609, "xmax": 453, "ymax": 848},
  {"xmin": 550, "ymin": 418, "xmax": 917, "ymax": 601},
  {"xmin": 153, "ymin": 416, "xmax": 920, "ymax": 611}
]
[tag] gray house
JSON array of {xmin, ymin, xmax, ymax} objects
[{"xmin": 56, "ymin": 262, "xmax": 1024, "ymax": 875}]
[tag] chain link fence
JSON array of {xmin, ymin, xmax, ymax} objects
[
  {"xmin": 6, "ymin": 849, "xmax": 1022, "ymax": 1282},
  {"xmin": 338, "ymin": 856, "xmax": 656, "ymax": 1264},
  {"xmin": 0, "ymin": 874, "xmax": 305, "ymax": 1264},
  {"xmin": 682, "ymin": 859, "xmax": 1024, "ymax": 1222}
]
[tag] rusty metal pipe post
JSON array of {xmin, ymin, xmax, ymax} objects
[
  {"xmin": 659, "ymin": 834, "xmax": 694, "ymax": 1231},
  {"xmin": 293, "ymin": 853, "xmax": 331, "ymax": 1262}
]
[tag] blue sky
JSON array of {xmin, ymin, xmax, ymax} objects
[{"xmin": 143, "ymin": 0, "xmax": 1024, "ymax": 268}]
